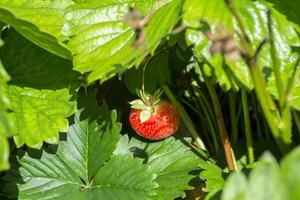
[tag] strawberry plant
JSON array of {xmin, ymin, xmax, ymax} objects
[{"xmin": 0, "ymin": 0, "xmax": 300, "ymax": 200}]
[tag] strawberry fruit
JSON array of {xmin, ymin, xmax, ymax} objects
[{"xmin": 129, "ymin": 89, "xmax": 180, "ymax": 140}]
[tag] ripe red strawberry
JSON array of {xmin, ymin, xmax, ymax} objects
[{"xmin": 129, "ymin": 89, "xmax": 180, "ymax": 140}]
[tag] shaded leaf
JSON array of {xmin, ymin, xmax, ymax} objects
[
  {"xmin": 114, "ymin": 135, "xmax": 204, "ymax": 200},
  {"xmin": 0, "ymin": 0, "xmax": 73, "ymax": 59},
  {"xmin": 0, "ymin": 30, "xmax": 80, "ymax": 149}
]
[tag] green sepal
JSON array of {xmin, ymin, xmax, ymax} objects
[
  {"xmin": 129, "ymin": 99, "xmax": 147, "ymax": 110},
  {"xmin": 140, "ymin": 109, "xmax": 152, "ymax": 123}
]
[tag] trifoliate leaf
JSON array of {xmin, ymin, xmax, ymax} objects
[
  {"xmin": 0, "ymin": 0, "xmax": 73, "ymax": 59},
  {"xmin": 4, "ymin": 94, "xmax": 157, "ymax": 200}
]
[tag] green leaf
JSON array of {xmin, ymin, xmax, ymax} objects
[
  {"xmin": 0, "ymin": 29, "xmax": 80, "ymax": 90},
  {"xmin": 267, "ymin": 56, "xmax": 300, "ymax": 110},
  {"xmin": 221, "ymin": 172, "xmax": 248, "ymax": 200},
  {"xmin": 183, "ymin": 0, "xmax": 300, "ymax": 92},
  {"xmin": 0, "ymin": 30, "xmax": 80, "ymax": 148},
  {"xmin": 281, "ymin": 147, "xmax": 300, "ymax": 200},
  {"xmin": 125, "ymin": 50, "xmax": 170, "ymax": 94},
  {"xmin": 6, "ymin": 96, "xmax": 157, "ymax": 200},
  {"xmin": 114, "ymin": 135, "xmax": 204, "ymax": 200},
  {"xmin": 221, "ymin": 148, "xmax": 300, "ymax": 200},
  {"xmin": 263, "ymin": 0, "xmax": 300, "ymax": 27},
  {"xmin": 63, "ymin": 0, "xmax": 182, "ymax": 83},
  {"xmin": 9, "ymin": 86, "xmax": 76, "ymax": 149},
  {"xmin": 0, "ymin": 0, "xmax": 73, "ymax": 59},
  {"xmin": 199, "ymin": 161, "xmax": 225, "ymax": 199},
  {"xmin": 183, "ymin": 0, "xmax": 251, "ymax": 91},
  {"xmin": 248, "ymin": 153, "xmax": 287, "ymax": 200}
]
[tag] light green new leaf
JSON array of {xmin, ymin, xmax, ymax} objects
[
  {"xmin": 0, "ymin": 0, "xmax": 73, "ymax": 59},
  {"xmin": 248, "ymin": 153, "xmax": 287, "ymax": 200},
  {"xmin": 114, "ymin": 135, "xmax": 204, "ymax": 200},
  {"xmin": 281, "ymin": 147, "xmax": 300, "ymax": 200},
  {"xmin": 63, "ymin": 0, "xmax": 182, "ymax": 83},
  {"xmin": 221, "ymin": 172, "xmax": 248, "ymax": 200},
  {"xmin": 0, "ymin": 30, "xmax": 80, "ymax": 149},
  {"xmin": 222, "ymin": 148, "xmax": 300, "ymax": 200},
  {"xmin": 6, "ymin": 99, "xmax": 157, "ymax": 200}
]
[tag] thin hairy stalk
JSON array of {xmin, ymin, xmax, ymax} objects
[
  {"xmin": 162, "ymin": 85, "xmax": 207, "ymax": 150},
  {"xmin": 193, "ymin": 87, "xmax": 219, "ymax": 154},
  {"xmin": 229, "ymin": 91, "xmax": 238, "ymax": 142}
]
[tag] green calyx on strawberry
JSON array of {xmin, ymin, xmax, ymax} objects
[
  {"xmin": 129, "ymin": 89, "xmax": 180, "ymax": 140},
  {"xmin": 129, "ymin": 89, "xmax": 163, "ymax": 123}
]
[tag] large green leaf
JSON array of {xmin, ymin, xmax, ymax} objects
[
  {"xmin": 114, "ymin": 135, "xmax": 204, "ymax": 200},
  {"xmin": 5, "ymin": 96, "xmax": 157, "ymax": 200},
  {"xmin": 63, "ymin": 0, "xmax": 182, "ymax": 83},
  {"xmin": 0, "ymin": 30, "xmax": 80, "ymax": 148},
  {"xmin": 267, "ymin": 57, "xmax": 300, "ymax": 110},
  {"xmin": 0, "ymin": 0, "xmax": 73, "ymax": 59},
  {"xmin": 221, "ymin": 147, "xmax": 300, "ymax": 200},
  {"xmin": 183, "ymin": 0, "xmax": 299, "ymax": 92}
]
